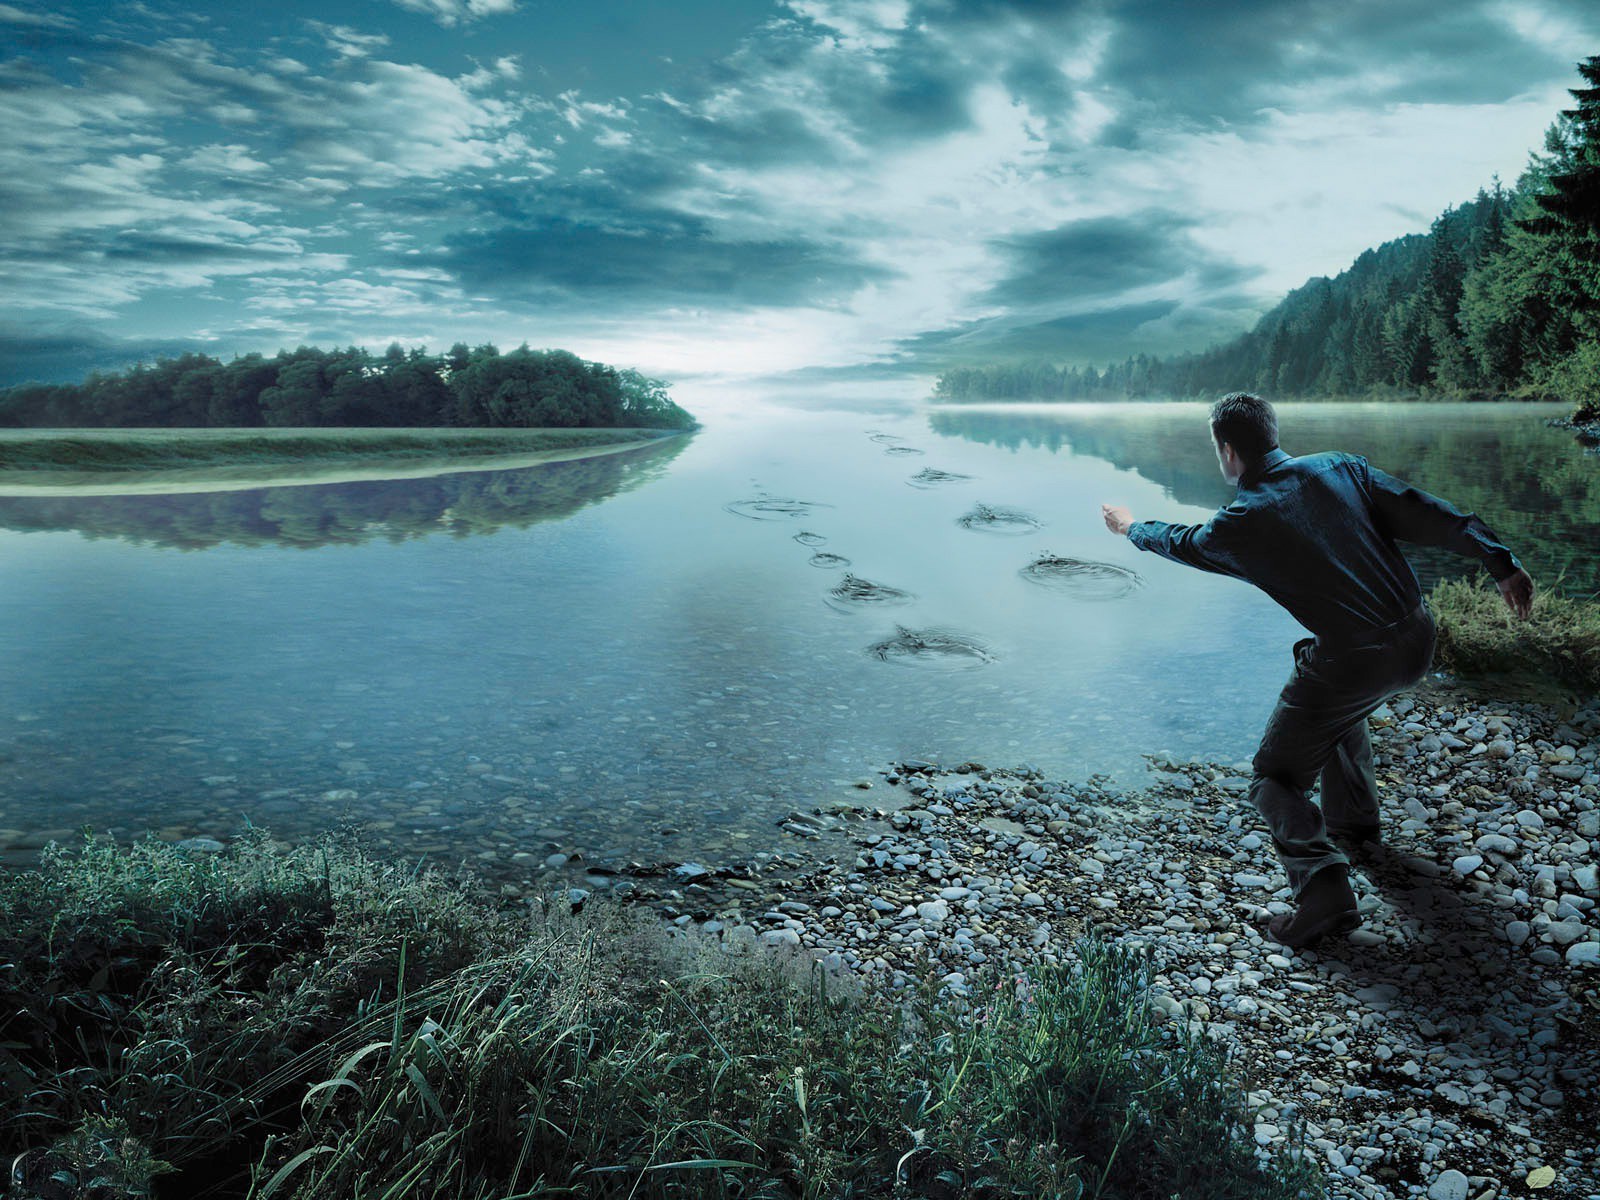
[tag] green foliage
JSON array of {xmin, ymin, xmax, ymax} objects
[
  {"xmin": 0, "ymin": 833, "xmax": 1323, "ymax": 1200},
  {"xmin": 0, "ymin": 344, "xmax": 696, "ymax": 432},
  {"xmin": 1429, "ymin": 576, "xmax": 1600, "ymax": 691},
  {"xmin": 936, "ymin": 55, "xmax": 1600, "ymax": 424}
]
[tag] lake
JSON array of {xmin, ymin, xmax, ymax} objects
[{"xmin": 1, "ymin": 399, "xmax": 1592, "ymax": 882}]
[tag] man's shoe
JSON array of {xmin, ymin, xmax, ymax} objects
[{"xmin": 1266, "ymin": 864, "xmax": 1361, "ymax": 949}]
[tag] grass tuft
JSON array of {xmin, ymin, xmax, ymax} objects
[
  {"xmin": 1429, "ymin": 575, "xmax": 1600, "ymax": 691},
  {"xmin": 1, "ymin": 830, "xmax": 1324, "ymax": 1200}
]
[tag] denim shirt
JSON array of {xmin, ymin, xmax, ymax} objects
[{"xmin": 1126, "ymin": 447, "xmax": 1522, "ymax": 643}]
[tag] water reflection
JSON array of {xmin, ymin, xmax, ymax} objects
[
  {"xmin": 930, "ymin": 403, "xmax": 1600, "ymax": 594},
  {"xmin": 0, "ymin": 435, "xmax": 691, "ymax": 551}
]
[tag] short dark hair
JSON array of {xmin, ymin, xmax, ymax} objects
[{"xmin": 1209, "ymin": 392, "xmax": 1278, "ymax": 460}]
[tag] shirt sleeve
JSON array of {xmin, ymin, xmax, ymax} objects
[
  {"xmin": 1361, "ymin": 459, "xmax": 1523, "ymax": 582},
  {"xmin": 1126, "ymin": 506, "xmax": 1250, "ymax": 580}
]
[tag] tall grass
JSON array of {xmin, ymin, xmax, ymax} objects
[
  {"xmin": 1, "ymin": 830, "xmax": 1323, "ymax": 1200},
  {"xmin": 1430, "ymin": 575, "xmax": 1600, "ymax": 691}
]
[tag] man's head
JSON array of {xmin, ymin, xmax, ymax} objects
[{"xmin": 1209, "ymin": 392, "xmax": 1278, "ymax": 485}]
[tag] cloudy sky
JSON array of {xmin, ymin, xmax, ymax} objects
[{"xmin": 0, "ymin": 0, "xmax": 1593, "ymax": 388}]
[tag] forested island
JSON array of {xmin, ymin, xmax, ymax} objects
[
  {"xmin": 935, "ymin": 55, "xmax": 1599, "ymax": 423},
  {"xmin": 0, "ymin": 342, "xmax": 696, "ymax": 431}
]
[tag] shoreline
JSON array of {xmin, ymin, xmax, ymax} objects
[
  {"xmin": 4, "ymin": 676, "xmax": 1595, "ymax": 1197},
  {"xmin": 598, "ymin": 675, "xmax": 1600, "ymax": 1199},
  {"xmin": 0, "ymin": 426, "xmax": 688, "ymax": 495}
]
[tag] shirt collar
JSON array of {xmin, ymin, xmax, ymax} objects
[{"xmin": 1237, "ymin": 446, "xmax": 1290, "ymax": 490}]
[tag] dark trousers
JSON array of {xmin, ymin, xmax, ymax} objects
[{"xmin": 1248, "ymin": 602, "xmax": 1436, "ymax": 898}]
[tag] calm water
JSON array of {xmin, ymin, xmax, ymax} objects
[{"xmin": 0, "ymin": 399, "xmax": 1592, "ymax": 877}]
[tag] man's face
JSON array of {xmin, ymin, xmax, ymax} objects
[{"xmin": 1212, "ymin": 429, "xmax": 1240, "ymax": 486}]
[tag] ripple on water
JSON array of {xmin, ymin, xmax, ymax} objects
[
  {"xmin": 793, "ymin": 530, "xmax": 828, "ymax": 546},
  {"xmin": 907, "ymin": 467, "xmax": 972, "ymax": 488},
  {"xmin": 722, "ymin": 495, "xmax": 835, "ymax": 520},
  {"xmin": 868, "ymin": 432, "xmax": 903, "ymax": 444},
  {"xmin": 809, "ymin": 551, "xmax": 852, "ymax": 568},
  {"xmin": 957, "ymin": 503, "xmax": 1043, "ymax": 534},
  {"xmin": 1019, "ymin": 554, "xmax": 1145, "ymax": 599},
  {"xmin": 867, "ymin": 624, "xmax": 995, "ymax": 669},
  {"xmin": 825, "ymin": 572, "xmax": 916, "ymax": 611}
]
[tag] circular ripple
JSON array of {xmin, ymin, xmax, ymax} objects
[
  {"xmin": 809, "ymin": 551, "xmax": 852, "ymax": 568},
  {"xmin": 793, "ymin": 530, "xmax": 828, "ymax": 546},
  {"xmin": 1019, "ymin": 554, "xmax": 1145, "ymax": 599},
  {"xmin": 956, "ymin": 503, "xmax": 1043, "ymax": 535},
  {"xmin": 907, "ymin": 467, "xmax": 972, "ymax": 488},
  {"xmin": 722, "ymin": 495, "xmax": 834, "ymax": 521},
  {"xmin": 884, "ymin": 445, "xmax": 925, "ymax": 456},
  {"xmin": 868, "ymin": 432, "xmax": 903, "ymax": 444},
  {"xmin": 867, "ymin": 624, "xmax": 995, "ymax": 669},
  {"xmin": 825, "ymin": 572, "xmax": 916, "ymax": 611}
]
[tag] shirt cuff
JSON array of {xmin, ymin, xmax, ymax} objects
[
  {"xmin": 1126, "ymin": 520, "xmax": 1159, "ymax": 550},
  {"xmin": 1487, "ymin": 552, "xmax": 1522, "ymax": 584}
]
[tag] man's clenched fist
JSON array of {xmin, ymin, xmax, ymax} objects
[{"xmin": 1101, "ymin": 504, "xmax": 1133, "ymax": 537}]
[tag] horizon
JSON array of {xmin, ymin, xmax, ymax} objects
[{"xmin": 1, "ymin": 0, "xmax": 1594, "ymax": 392}]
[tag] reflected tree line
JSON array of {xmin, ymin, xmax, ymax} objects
[
  {"xmin": 935, "ymin": 57, "xmax": 1600, "ymax": 418},
  {"xmin": 929, "ymin": 408, "xmax": 1600, "ymax": 596},
  {"xmin": 0, "ymin": 343, "xmax": 696, "ymax": 431},
  {"xmin": 0, "ymin": 435, "xmax": 689, "ymax": 551}
]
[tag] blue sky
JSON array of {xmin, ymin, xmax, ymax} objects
[{"xmin": 0, "ymin": 0, "xmax": 1594, "ymax": 386}]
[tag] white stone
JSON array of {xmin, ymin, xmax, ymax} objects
[
  {"xmin": 1450, "ymin": 854, "xmax": 1483, "ymax": 876},
  {"xmin": 1565, "ymin": 941, "xmax": 1600, "ymax": 967}
]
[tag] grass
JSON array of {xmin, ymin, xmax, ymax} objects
[
  {"xmin": 0, "ymin": 427, "xmax": 683, "ymax": 474},
  {"xmin": 1430, "ymin": 575, "xmax": 1600, "ymax": 692},
  {"xmin": 0, "ymin": 829, "xmax": 1325, "ymax": 1200}
]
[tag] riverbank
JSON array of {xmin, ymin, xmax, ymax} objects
[
  {"xmin": 0, "ymin": 426, "xmax": 689, "ymax": 492},
  {"xmin": 706, "ymin": 677, "xmax": 1599, "ymax": 1200},
  {"xmin": 3, "ymin": 676, "xmax": 1595, "ymax": 1200}
]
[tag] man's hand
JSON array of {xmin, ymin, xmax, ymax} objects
[
  {"xmin": 1497, "ymin": 567, "xmax": 1535, "ymax": 621},
  {"xmin": 1101, "ymin": 504, "xmax": 1133, "ymax": 537}
]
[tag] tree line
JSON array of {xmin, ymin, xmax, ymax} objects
[
  {"xmin": 936, "ymin": 55, "xmax": 1600, "ymax": 418},
  {"xmin": 0, "ymin": 342, "xmax": 697, "ymax": 430}
]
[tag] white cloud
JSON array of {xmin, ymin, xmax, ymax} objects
[{"xmin": 389, "ymin": 0, "xmax": 518, "ymax": 28}]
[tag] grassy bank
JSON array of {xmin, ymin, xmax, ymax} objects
[
  {"xmin": 0, "ymin": 830, "xmax": 1323, "ymax": 1200},
  {"xmin": 1430, "ymin": 576, "xmax": 1600, "ymax": 692},
  {"xmin": 0, "ymin": 427, "xmax": 684, "ymax": 476}
]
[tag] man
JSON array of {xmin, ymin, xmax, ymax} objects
[{"xmin": 1100, "ymin": 393, "xmax": 1535, "ymax": 950}]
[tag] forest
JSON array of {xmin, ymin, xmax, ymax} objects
[
  {"xmin": 935, "ymin": 55, "xmax": 1600, "ymax": 418},
  {"xmin": 0, "ymin": 342, "xmax": 696, "ymax": 430}
]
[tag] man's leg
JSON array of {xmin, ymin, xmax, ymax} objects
[
  {"xmin": 1249, "ymin": 638, "xmax": 1386, "ymax": 898},
  {"xmin": 1320, "ymin": 718, "xmax": 1380, "ymax": 833}
]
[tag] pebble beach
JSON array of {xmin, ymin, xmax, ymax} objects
[{"xmin": 605, "ymin": 680, "xmax": 1600, "ymax": 1200}]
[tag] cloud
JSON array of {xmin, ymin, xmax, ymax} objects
[
  {"xmin": 432, "ymin": 199, "xmax": 897, "ymax": 309},
  {"xmin": 389, "ymin": 0, "xmax": 518, "ymax": 27},
  {"xmin": 0, "ymin": 323, "xmax": 215, "ymax": 387},
  {"xmin": 0, "ymin": 29, "xmax": 546, "ymax": 316},
  {"xmin": 0, "ymin": 3, "xmax": 72, "ymax": 27}
]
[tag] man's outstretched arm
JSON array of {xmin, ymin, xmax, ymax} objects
[
  {"xmin": 1363, "ymin": 462, "xmax": 1535, "ymax": 619},
  {"xmin": 1101, "ymin": 503, "xmax": 1247, "ymax": 580}
]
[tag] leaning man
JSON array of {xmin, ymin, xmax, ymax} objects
[{"xmin": 1100, "ymin": 392, "xmax": 1534, "ymax": 950}]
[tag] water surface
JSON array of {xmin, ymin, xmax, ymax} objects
[{"xmin": 0, "ymin": 400, "xmax": 1589, "ymax": 880}]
